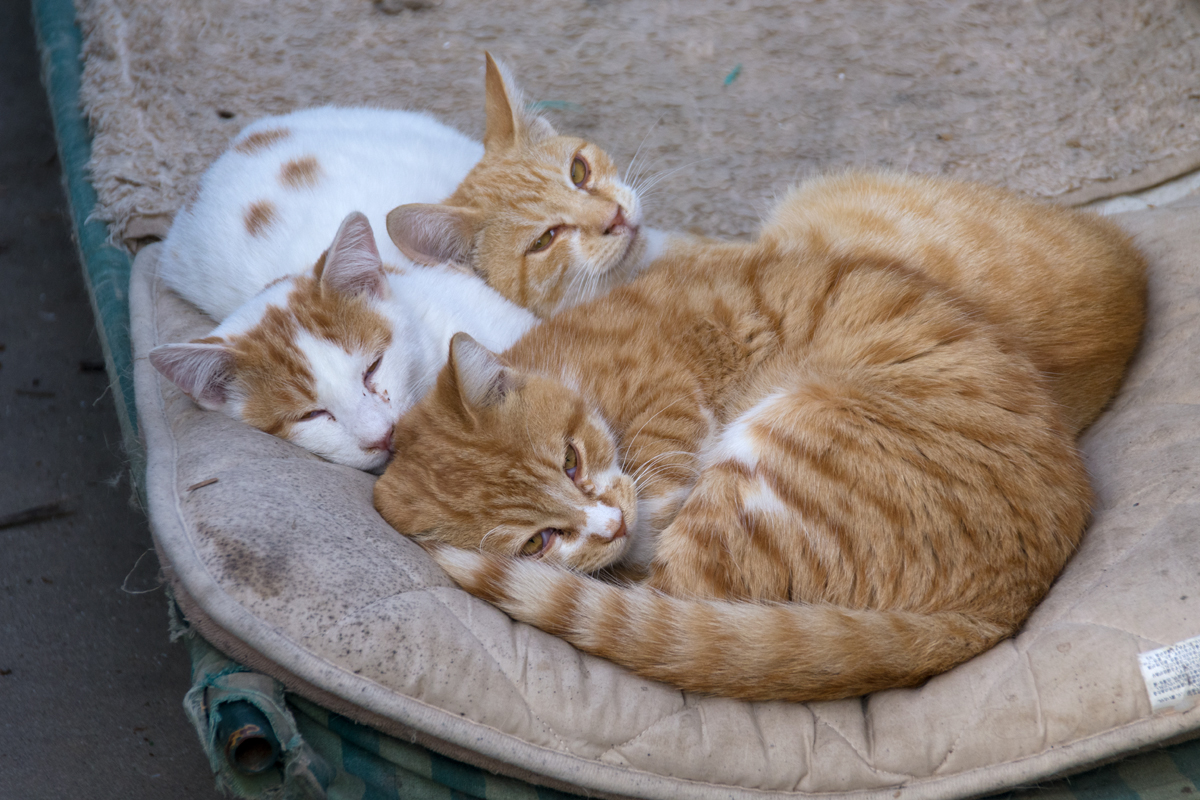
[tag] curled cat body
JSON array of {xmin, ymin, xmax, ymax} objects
[
  {"xmin": 151, "ymin": 56, "xmax": 670, "ymax": 471},
  {"xmin": 375, "ymin": 166, "xmax": 1146, "ymax": 700}
]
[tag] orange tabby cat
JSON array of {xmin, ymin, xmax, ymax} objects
[
  {"xmin": 386, "ymin": 54, "xmax": 672, "ymax": 319},
  {"xmin": 374, "ymin": 168, "xmax": 1145, "ymax": 699}
]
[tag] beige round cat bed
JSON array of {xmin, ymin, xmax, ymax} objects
[{"xmin": 131, "ymin": 198, "xmax": 1200, "ymax": 799}]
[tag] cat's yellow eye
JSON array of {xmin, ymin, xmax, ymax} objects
[
  {"xmin": 520, "ymin": 529, "xmax": 558, "ymax": 557},
  {"xmin": 570, "ymin": 155, "xmax": 590, "ymax": 187},
  {"xmin": 564, "ymin": 444, "xmax": 579, "ymax": 480},
  {"xmin": 529, "ymin": 227, "xmax": 556, "ymax": 253}
]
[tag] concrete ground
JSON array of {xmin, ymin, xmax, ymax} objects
[{"xmin": 0, "ymin": 3, "xmax": 223, "ymax": 798}]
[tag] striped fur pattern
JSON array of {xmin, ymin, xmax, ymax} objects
[
  {"xmin": 758, "ymin": 172, "xmax": 1147, "ymax": 435},
  {"xmin": 375, "ymin": 171, "xmax": 1146, "ymax": 701}
]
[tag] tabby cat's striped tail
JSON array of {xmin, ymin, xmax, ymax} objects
[{"xmin": 430, "ymin": 546, "xmax": 1010, "ymax": 702}]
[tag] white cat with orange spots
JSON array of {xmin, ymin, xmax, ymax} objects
[{"xmin": 152, "ymin": 107, "xmax": 537, "ymax": 472}]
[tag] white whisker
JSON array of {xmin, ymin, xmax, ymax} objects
[
  {"xmin": 631, "ymin": 157, "xmax": 719, "ymax": 197},
  {"xmin": 479, "ymin": 525, "xmax": 507, "ymax": 551},
  {"xmin": 631, "ymin": 450, "xmax": 695, "ymax": 479},
  {"xmin": 624, "ymin": 113, "xmax": 666, "ymax": 184},
  {"xmin": 623, "ymin": 397, "xmax": 689, "ymax": 458}
]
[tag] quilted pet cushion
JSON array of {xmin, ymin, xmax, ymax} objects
[{"xmin": 131, "ymin": 201, "xmax": 1200, "ymax": 800}]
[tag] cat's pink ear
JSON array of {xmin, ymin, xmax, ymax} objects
[
  {"xmin": 321, "ymin": 212, "xmax": 388, "ymax": 298},
  {"xmin": 386, "ymin": 203, "xmax": 480, "ymax": 270},
  {"xmin": 483, "ymin": 52, "xmax": 556, "ymax": 151},
  {"xmin": 447, "ymin": 332, "xmax": 518, "ymax": 414},
  {"xmin": 149, "ymin": 342, "xmax": 237, "ymax": 412}
]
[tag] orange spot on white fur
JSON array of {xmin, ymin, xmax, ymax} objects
[
  {"xmin": 280, "ymin": 156, "xmax": 323, "ymax": 189},
  {"xmin": 244, "ymin": 200, "xmax": 277, "ymax": 238},
  {"xmin": 234, "ymin": 127, "xmax": 291, "ymax": 155}
]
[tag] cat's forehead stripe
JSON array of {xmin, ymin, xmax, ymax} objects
[
  {"xmin": 450, "ymin": 137, "xmax": 589, "ymax": 208},
  {"xmin": 566, "ymin": 399, "xmax": 587, "ymax": 437},
  {"xmin": 285, "ymin": 276, "xmax": 393, "ymax": 353},
  {"xmin": 229, "ymin": 304, "xmax": 316, "ymax": 435},
  {"xmin": 233, "ymin": 126, "xmax": 291, "ymax": 155}
]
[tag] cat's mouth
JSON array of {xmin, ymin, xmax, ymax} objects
[
  {"xmin": 605, "ymin": 206, "xmax": 636, "ymax": 238},
  {"xmin": 604, "ymin": 217, "xmax": 643, "ymax": 280}
]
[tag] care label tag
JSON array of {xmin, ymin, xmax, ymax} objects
[{"xmin": 1139, "ymin": 634, "xmax": 1200, "ymax": 713}]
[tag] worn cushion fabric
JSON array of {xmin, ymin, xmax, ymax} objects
[{"xmin": 131, "ymin": 201, "xmax": 1200, "ymax": 800}]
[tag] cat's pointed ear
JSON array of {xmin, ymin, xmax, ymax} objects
[
  {"xmin": 446, "ymin": 332, "xmax": 519, "ymax": 415},
  {"xmin": 483, "ymin": 52, "xmax": 556, "ymax": 152},
  {"xmin": 149, "ymin": 342, "xmax": 237, "ymax": 412},
  {"xmin": 320, "ymin": 212, "xmax": 388, "ymax": 298},
  {"xmin": 386, "ymin": 203, "xmax": 481, "ymax": 270}
]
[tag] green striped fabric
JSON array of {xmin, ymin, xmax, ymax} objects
[
  {"xmin": 290, "ymin": 685, "xmax": 1200, "ymax": 800},
  {"xmin": 997, "ymin": 744, "xmax": 1200, "ymax": 800},
  {"xmin": 290, "ymin": 696, "xmax": 585, "ymax": 800},
  {"xmin": 292, "ymin": 691, "xmax": 1200, "ymax": 800}
]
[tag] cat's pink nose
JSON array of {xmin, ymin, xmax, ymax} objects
[
  {"xmin": 370, "ymin": 426, "xmax": 395, "ymax": 454},
  {"xmin": 611, "ymin": 517, "xmax": 627, "ymax": 540},
  {"xmin": 605, "ymin": 206, "xmax": 635, "ymax": 236},
  {"xmin": 600, "ymin": 511, "xmax": 627, "ymax": 542}
]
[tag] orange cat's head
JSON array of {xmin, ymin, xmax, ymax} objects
[
  {"xmin": 151, "ymin": 214, "xmax": 423, "ymax": 473},
  {"xmin": 386, "ymin": 54, "xmax": 650, "ymax": 319},
  {"xmin": 374, "ymin": 333, "xmax": 637, "ymax": 572}
]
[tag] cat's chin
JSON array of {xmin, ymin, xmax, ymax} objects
[
  {"xmin": 613, "ymin": 228, "xmax": 643, "ymax": 271},
  {"xmin": 556, "ymin": 532, "xmax": 634, "ymax": 574},
  {"xmin": 593, "ymin": 229, "xmax": 646, "ymax": 293},
  {"xmin": 598, "ymin": 530, "xmax": 638, "ymax": 571}
]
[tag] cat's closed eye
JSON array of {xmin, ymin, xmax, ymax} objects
[
  {"xmin": 299, "ymin": 409, "xmax": 331, "ymax": 422},
  {"xmin": 570, "ymin": 155, "xmax": 589, "ymax": 188},
  {"xmin": 364, "ymin": 355, "xmax": 383, "ymax": 385}
]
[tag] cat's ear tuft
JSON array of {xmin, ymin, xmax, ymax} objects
[
  {"xmin": 483, "ymin": 52, "xmax": 555, "ymax": 151},
  {"xmin": 387, "ymin": 203, "xmax": 480, "ymax": 271},
  {"xmin": 320, "ymin": 212, "xmax": 388, "ymax": 298},
  {"xmin": 447, "ymin": 332, "xmax": 519, "ymax": 413},
  {"xmin": 149, "ymin": 342, "xmax": 237, "ymax": 412}
]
